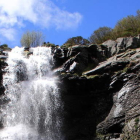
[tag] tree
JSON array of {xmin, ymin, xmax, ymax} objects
[
  {"xmin": 114, "ymin": 16, "xmax": 139, "ymax": 37},
  {"xmin": 89, "ymin": 9, "xmax": 140, "ymax": 45},
  {"xmin": 63, "ymin": 36, "xmax": 90, "ymax": 47},
  {"xmin": 89, "ymin": 27, "xmax": 113, "ymax": 44},
  {"xmin": 20, "ymin": 31, "xmax": 45, "ymax": 48}
]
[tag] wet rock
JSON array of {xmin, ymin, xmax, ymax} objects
[
  {"xmin": 53, "ymin": 47, "xmax": 69, "ymax": 68},
  {"xmin": 24, "ymin": 46, "xmax": 29, "ymax": 51},
  {"xmin": 0, "ymin": 86, "xmax": 5, "ymax": 96},
  {"xmin": 63, "ymin": 48, "xmax": 69, "ymax": 58},
  {"xmin": 0, "ymin": 55, "xmax": 8, "ymax": 60}
]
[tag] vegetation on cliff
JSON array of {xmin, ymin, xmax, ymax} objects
[
  {"xmin": 89, "ymin": 10, "xmax": 140, "ymax": 44},
  {"xmin": 17, "ymin": 10, "xmax": 140, "ymax": 50},
  {"xmin": 62, "ymin": 36, "xmax": 90, "ymax": 48}
]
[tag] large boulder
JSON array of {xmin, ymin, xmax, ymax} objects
[
  {"xmin": 59, "ymin": 46, "xmax": 89, "ymax": 74},
  {"xmin": 102, "ymin": 40, "xmax": 117, "ymax": 57},
  {"xmin": 116, "ymin": 37, "xmax": 137, "ymax": 54},
  {"xmin": 102, "ymin": 36, "xmax": 140, "ymax": 57},
  {"xmin": 56, "ymin": 45, "xmax": 108, "ymax": 74}
]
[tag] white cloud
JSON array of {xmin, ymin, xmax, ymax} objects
[
  {"xmin": 0, "ymin": 0, "xmax": 37, "ymax": 24},
  {"xmin": 0, "ymin": 28, "xmax": 17, "ymax": 41},
  {"xmin": 0, "ymin": 0, "xmax": 82, "ymax": 40}
]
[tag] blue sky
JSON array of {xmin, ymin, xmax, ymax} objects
[{"xmin": 0, "ymin": 0, "xmax": 140, "ymax": 48}]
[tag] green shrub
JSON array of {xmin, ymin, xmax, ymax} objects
[
  {"xmin": 89, "ymin": 10, "xmax": 140, "ymax": 45},
  {"xmin": 135, "ymin": 117, "xmax": 139, "ymax": 124},
  {"xmin": 63, "ymin": 36, "xmax": 89, "ymax": 47}
]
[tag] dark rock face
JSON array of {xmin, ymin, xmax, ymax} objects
[
  {"xmin": 0, "ymin": 61, "xmax": 6, "ymax": 96},
  {"xmin": 54, "ymin": 36, "xmax": 140, "ymax": 75},
  {"xmin": 0, "ymin": 48, "xmax": 11, "ymax": 129},
  {"xmin": 59, "ymin": 70, "xmax": 137, "ymax": 139},
  {"xmin": 60, "ymin": 47, "xmax": 89, "ymax": 74},
  {"xmin": 53, "ymin": 36, "xmax": 140, "ymax": 140},
  {"xmin": 54, "ymin": 45, "xmax": 107, "ymax": 74},
  {"xmin": 0, "ymin": 60, "xmax": 7, "ymax": 129},
  {"xmin": 96, "ymin": 74, "xmax": 140, "ymax": 140},
  {"xmin": 59, "ymin": 74, "xmax": 113, "ymax": 140}
]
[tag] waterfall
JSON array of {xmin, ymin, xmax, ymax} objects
[{"xmin": 0, "ymin": 47, "xmax": 62, "ymax": 140}]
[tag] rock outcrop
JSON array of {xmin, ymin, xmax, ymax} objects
[
  {"xmin": 102, "ymin": 35, "xmax": 140, "ymax": 57},
  {"xmin": 53, "ymin": 36, "xmax": 140, "ymax": 140}
]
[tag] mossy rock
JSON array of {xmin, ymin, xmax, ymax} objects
[{"xmin": 86, "ymin": 74, "xmax": 100, "ymax": 79}]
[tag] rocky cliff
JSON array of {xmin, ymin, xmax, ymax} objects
[{"xmin": 54, "ymin": 35, "xmax": 140, "ymax": 140}]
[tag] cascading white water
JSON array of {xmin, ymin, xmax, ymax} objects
[{"xmin": 0, "ymin": 47, "xmax": 61, "ymax": 140}]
